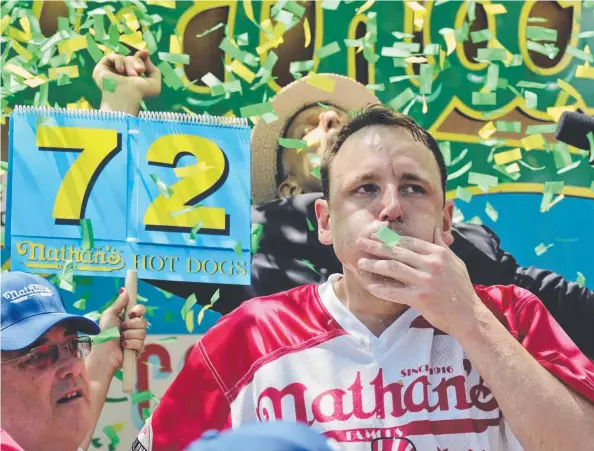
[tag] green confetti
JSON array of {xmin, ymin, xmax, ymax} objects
[
  {"xmin": 102, "ymin": 425, "xmax": 120, "ymax": 448},
  {"xmin": 158, "ymin": 52, "xmax": 190, "ymax": 65},
  {"xmin": 306, "ymin": 217, "xmax": 315, "ymax": 231},
  {"xmin": 278, "ymin": 137, "xmax": 308, "ymax": 149},
  {"xmin": 419, "ymin": 64, "xmax": 433, "ymax": 95},
  {"xmin": 251, "ymin": 223, "xmax": 264, "ymax": 254},
  {"xmin": 525, "ymin": 124, "xmax": 557, "ymax": 134},
  {"xmin": 150, "ymin": 173, "xmax": 173, "ymax": 200},
  {"xmin": 455, "ymin": 186, "xmax": 473, "ymax": 203},
  {"xmin": 317, "ymin": 102, "xmax": 330, "ymax": 109},
  {"xmin": 237, "ymin": 32, "xmax": 249, "ymax": 46},
  {"xmin": 101, "ymin": 76, "xmax": 118, "ymax": 93},
  {"xmin": 495, "ymin": 121, "xmax": 522, "ymax": 133},
  {"xmin": 142, "ymin": 407, "xmax": 154, "ymax": 421},
  {"xmin": 527, "ymin": 41, "xmax": 559, "ymax": 59},
  {"xmin": 485, "ymin": 64, "xmax": 499, "ymax": 92},
  {"xmin": 576, "ymin": 272, "xmax": 586, "ymax": 288},
  {"xmin": 59, "ymin": 260, "xmax": 75, "ymax": 292},
  {"xmin": 91, "ymin": 327, "xmax": 120, "ymax": 345},
  {"xmin": 447, "ymin": 161, "xmax": 473, "ymax": 181},
  {"xmin": 485, "ymin": 202, "xmax": 499, "ymax": 222},
  {"xmin": 310, "ymin": 166, "xmax": 321, "ymax": 180},
  {"xmin": 315, "ymin": 41, "xmax": 341, "ymax": 59},
  {"xmin": 145, "ymin": 306, "xmax": 158, "ymax": 316},
  {"xmin": 143, "ymin": 30, "xmax": 158, "ymax": 54},
  {"xmin": 535, "ymin": 243, "xmax": 554, "ymax": 256},
  {"xmin": 472, "ymin": 92, "xmax": 496, "ymax": 105},
  {"xmin": 289, "ymin": 59, "xmax": 315, "ymax": 76},
  {"xmin": 470, "ymin": 28, "xmax": 492, "ymax": 43},
  {"xmin": 0, "ymin": 161, "xmax": 8, "ymax": 172},
  {"xmin": 467, "ymin": 216, "xmax": 483, "ymax": 225},
  {"xmin": 84, "ymin": 311, "xmax": 102, "ymax": 322},
  {"xmin": 392, "ymin": 31, "xmax": 415, "ymax": 39},
  {"xmin": 526, "ymin": 26, "xmax": 558, "ymax": 42},
  {"xmin": 157, "ymin": 61, "xmax": 184, "ymax": 90},
  {"xmin": 573, "ymin": 30, "xmax": 594, "ymax": 38},
  {"xmin": 73, "ymin": 298, "xmax": 87, "ymax": 310},
  {"xmin": 377, "ymin": 225, "xmax": 401, "ymax": 247},
  {"xmin": 233, "ymin": 242, "xmax": 242, "ymax": 256},
  {"xmin": 450, "ymin": 148, "xmax": 469, "ymax": 166},
  {"xmin": 114, "ymin": 370, "xmax": 123, "ymax": 381},
  {"xmin": 567, "ymin": 45, "xmax": 594, "ymax": 62},
  {"xmin": 517, "ymin": 81, "xmax": 547, "ymax": 89},
  {"xmin": 388, "ymin": 88, "xmax": 416, "ymax": 111},
  {"xmin": 131, "ymin": 390, "xmax": 154, "ymax": 404},
  {"xmin": 587, "ymin": 132, "xmax": 594, "ymax": 164},
  {"xmin": 321, "ymin": 0, "xmax": 341, "ymax": 10},
  {"xmin": 210, "ymin": 289, "xmax": 220, "ymax": 305},
  {"xmin": 301, "ymin": 259, "xmax": 321, "ymax": 275},
  {"xmin": 283, "ymin": 1, "xmax": 306, "ymax": 18},
  {"xmin": 196, "ymin": 22, "xmax": 225, "ymax": 38},
  {"xmin": 185, "ymin": 310, "xmax": 194, "ymax": 333},
  {"xmin": 518, "ymin": 160, "xmax": 546, "ymax": 171},
  {"xmin": 189, "ymin": 222, "xmax": 202, "ymax": 243},
  {"xmin": 180, "ymin": 293, "xmax": 197, "ymax": 320},
  {"xmin": 524, "ymin": 90, "xmax": 538, "ymax": 109},
  {"xmin": 85, "ymin": 33, "xmax": 103, "ymax": 63},
  {"xmin": 240, "ymin": 101, "xmax": 274, "ymax": 118},
  {"xmin": 527, "ymin": 17, "xmax": 548, "ymax": 23},
  {"xmin": 153, "ymin": 336, "xmax": 177, "ymax": 344},
  {"xmin": 423, "ymin": 43, "xmax": 440, "ymax": 55},
  {"xmin": 477, "ymin": 48, "xmax": 507, "ymax": 61},
  {"xmin": 57, "ymin": 73, "xmax": 71, "ymax": 87},
  {"xmin": 439, "ymin": 141, "xmax": 451, "ymax": 165},
  {"xmin": 468, "ymin": 172, "xmax": 498, "ymax": 189}
]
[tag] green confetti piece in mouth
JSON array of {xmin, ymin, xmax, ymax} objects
[
  {"xmin": 91, "ymin": 327, "xmax": 120, "ymax": 345},
  {"xmin": 80, "ymin": 218, "xmax": 94, "ymax": 250},
  {"xmin": 377, "ymin": 225, "xmax": 401, "ymax": 247},
  {"xmin": 278, "ymin": 137, "xmax": 308, "ymax": 149}
]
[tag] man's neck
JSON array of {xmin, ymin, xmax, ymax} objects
[{"xmin": 333, "ymin": 271, "xmax": 409, "ymax": 337}]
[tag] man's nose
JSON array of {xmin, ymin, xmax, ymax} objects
[
  {"xmin": 55, "ymin": 347, "xmax": 85, "ymax": 380},
  {"xmin": 317, "ymin": 110, "xmax": 341, "ymax": 133},
  {"xmin": 379, "ymin": 185, "xmax": 404, "ymax": 223}
]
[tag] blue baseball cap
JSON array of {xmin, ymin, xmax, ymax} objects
[
  {"xmin": 184, "ymin": 421, "xmax": 341, "ymax": 451},
  {"xmin": 1, "ymin": 271, "xmax": 101, "ymax": 351}
]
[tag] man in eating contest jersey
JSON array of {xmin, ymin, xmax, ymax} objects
[{"xmin": 132, "ymin": 105, "xmax": 594, "ymax": 451}]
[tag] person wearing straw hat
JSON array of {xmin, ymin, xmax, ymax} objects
[{"xmin": 1, "ymin": 271, "xmax": 148, "ymax": 451}]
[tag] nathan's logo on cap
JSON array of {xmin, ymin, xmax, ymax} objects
[{"xmin": 3, "ymin": 283, "xmax": 54, "ymax": 303}]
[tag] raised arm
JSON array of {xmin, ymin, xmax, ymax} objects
[{"xmin": 93, "ymin": 49, "xmax": 161, "ymax": 116}]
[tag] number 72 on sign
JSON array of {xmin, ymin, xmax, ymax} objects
[{"xmin": 8, "ymin": 110, "xmax": 252, "ymax": 285}]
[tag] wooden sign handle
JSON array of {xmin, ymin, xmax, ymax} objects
[{"xmin": 122, "ymin": 270, "xmax": 138, "ymax": 393}]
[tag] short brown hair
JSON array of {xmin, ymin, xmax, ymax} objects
[{"xmin": 320, "ymin": 104, "xmax": 447, "ymax": 201}]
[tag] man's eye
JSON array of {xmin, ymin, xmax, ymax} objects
[
  {"xmin": 355, "ymin": 184, "xmax": 379, "ymax": 194},
  {"xmin": 402, "ymin": 184, "xmax": 425, "ymax": 194}
]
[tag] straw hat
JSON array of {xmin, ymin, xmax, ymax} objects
[{"xmin": 251, "ymin": 73, "xmax": 380, "ymax": 205}]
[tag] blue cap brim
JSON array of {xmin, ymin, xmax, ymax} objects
[{"xmin": 1, "ymin": 312, "xmax": 101, "ymax": 351}]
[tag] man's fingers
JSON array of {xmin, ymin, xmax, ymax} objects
[
  {"xmin": 122, "ymin": 338, "xmax": 145, "ymax": 352},
  {"xmin": 396, "ymin": 235, "xmax": 438, "ymax": 255},
  {"xmin": 105, "ymin": 53, "xmax": 125, "ymax": 73},
  {"xmin": 358, "ymin": 237, "xmax": 424, "ymax": 269},
  {"xmin": 123, "ymin": 56, "xmax": 143, "ymax": 77},
  {"xmin": 136, "ymin": 49, "xmax": 159, "ymax": 78},
  {"xmin": 358, "ymin": 258, "xmax": 423, "ymax": 285},
  {"xmin": 121, "ymin": 328, "xmax": 147, "ymax": 342},
  {"xmin": 106, "ymin": 290, "xmax": 129, "ymax": 316}
]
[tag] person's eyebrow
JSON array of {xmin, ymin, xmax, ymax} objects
[{"xmin": 401, "ymin": 172, "xmax": 432, "ymax": 186}]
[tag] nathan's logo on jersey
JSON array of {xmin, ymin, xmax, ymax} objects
[{"xmin": 256, "ymin": 367, "xmax": 498, "ymax": 426}]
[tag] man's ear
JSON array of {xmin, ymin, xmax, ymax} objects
[
  {"xmin": 277, "ymin": 175, "xmax": 304, "ymax": 199},
  {"xmin": 315, "ymin": 198, "xmax": 332, "ymax": 245},
  {"xmin": 441, "ymin": 200, "xmax": 455, "ymax": 245}
]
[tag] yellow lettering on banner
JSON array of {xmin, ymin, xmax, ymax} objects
[
  {"xmin": 440, "ymin": 29, "xmax": 456, "ymax": 56},
  {"xmin": 146, "ymin": 0, "xmax": 176, "ymax": 9},
  {"xmin": 357, "ymin": 0, "xmax": 376, "ymax": 15},
  {"xmin": 57, "ymin": 36, "xmax": 87, "ymax": 54},
  {"xmin": 305, "ymin": 74, "xmax": 336, "ymax": 93},
  {"xmin": 483, "ymin": 3, "xmax": 507, "ymax": 15},
  {"xmin": 557, "ymin": 79, "xmax": 584, "ymax": 104},
  {"xmin": 36, "ymin": 126, "xmax": 121, "ymax": 222},
  {"xmin": 547, "ymin": 105, "xmax": 578, "ymax": 122},
  {"xmin": 521, "ymin": 134, "xmax": 545, "ymax": 151},
  {"xmin": 304, "ymin": 18, "xmax": 311, "ymax": 48},
  {"xmin": 243, "ymin": 0, "xmax": 256, "ymax": 23},
  {"xmin": 143, "ymin": 135, "xmax": 228, "ymax": 233},
  {"xmin": 49, "ymin": 66, "xmax": 80, "ymax": 80},
  {"xmin": 5, "ymin": 63, "xmax": 34, "ymax": 79},
  {"xmin": 478, "ymin": 121, "xmax": 497, "ymax": 140},
  {"xmin": 494, "ymin": 148, "xmax": 522, "ymax": 165},
  {"xmin": 229, "ymin": 60, "xmax": 256, "ymax": 83}
]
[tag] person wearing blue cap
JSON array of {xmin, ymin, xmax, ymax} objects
[
  {"xmin": 1, "ymin": 271, "xmax": 148, "ymax": 451},
  {"xmin": 184, "ymin": 422, "xmax": 342, "ymax": 451}
]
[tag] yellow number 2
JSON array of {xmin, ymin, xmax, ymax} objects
[
  {"xmin": 37, "ymin": 126, "xmax": 121, "ymax": 224},
  {"xmin": 143, "ymin": 134, "xmax": 228, "ymax": 234}
]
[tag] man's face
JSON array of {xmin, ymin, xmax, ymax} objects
[
  {"xmin": 316, "ymin": 125, "xmax": 453, "ymax": 289},
  {"xmin": 1, "ymin": 325, "xmax": 91, "ymax": 451},
  {"xmin": 278, "ymin": 105, "xmax": 349, "ymax": 198}
]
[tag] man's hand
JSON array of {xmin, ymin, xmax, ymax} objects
[
  {"xmin": 356, "ymin": 227, "xmax": 490, "ymax": 338},
  {"xmin": 93, "ymin": 49, "xmax": 161, "ymax": 115},
  {"xmin": 95, "ymin": 288, "xmax": 148, "ymax": 374}
]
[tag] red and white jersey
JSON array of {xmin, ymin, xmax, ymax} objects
[{"xmin": 134, "ymin": 275, "xmax": 594, "ymax": 451}]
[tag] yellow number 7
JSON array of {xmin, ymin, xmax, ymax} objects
[{"xmin": 37, "ymin": 126, "xmax": 121, "ymax": 224}]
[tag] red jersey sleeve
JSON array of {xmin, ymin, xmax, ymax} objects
[
  {"xmin": 132, "ymin": 343, "xmax": 231, "ymax": 451},
  {"xmin": 512, "ymin": 286, "xmax": 594, "ymax": 402}
]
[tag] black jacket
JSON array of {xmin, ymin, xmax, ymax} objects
[{"xmin": 152, "ymin": 193, "xmax": 594, "ymax": 358}]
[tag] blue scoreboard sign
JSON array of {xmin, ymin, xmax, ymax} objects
[{"xmin": 8, "ymin": 106, "xmax": 252, "ymax": 285}]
